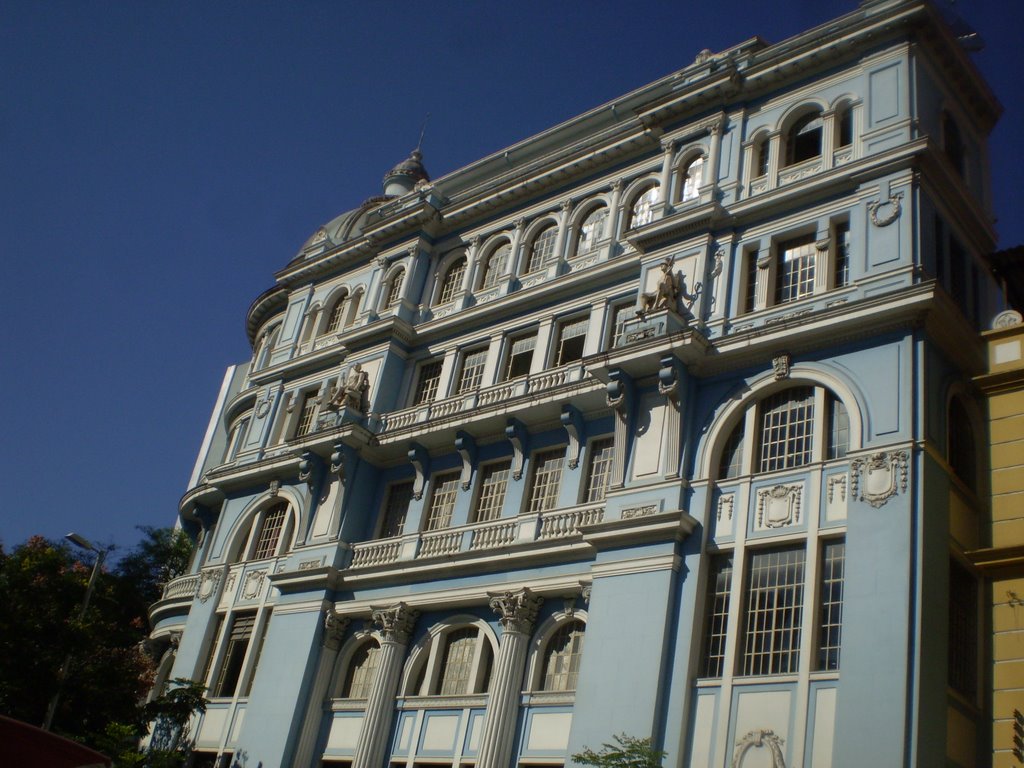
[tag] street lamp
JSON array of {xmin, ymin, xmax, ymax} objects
[{"xmin": 42, "ymin": 532, "xmax": 108, "ymax": 731}]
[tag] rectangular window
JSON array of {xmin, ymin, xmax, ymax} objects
[
  {"xmin": 759, "ymin": 387, "xmax": 815, "ymax": 472},
  {"xmin": 701, "ymin": 554, "xmax": 734, "ymax": 678},
  {"xmin": 827, "ymin": 395, "xmax": 849, "ymax": 460},
  {"xmin": 413, "ymin": 360, "xmax": 444, "ymax": 405},
  {"xmin": 948, "ymin": 558, "xmax": 978, "ymax": 697},
  {"xmin": 816, "ymin": 540, "xmax": 845, "ymax": 671},
  {"xmin": 456, "ymin": 348, "xmax": 488, "ymax": 393},
  {"xmin": 740, "ymin": 547, "xmax": 805, "ymax": 676},
  {"xmin": 224, "ymin": 415, "xmax": 250, "ymax": 461},
  {"xmin": 744, "ymin": 249, "xmax": 759, "ymax": 313},
  {"xmin": 212, "ymin": 613, "xmax": 257, "ymax": 697},
  {"xmin": 294, "ymin": 392, "xmax": 320, "ymax": 437},
  {"xmin": 582, "ymin": 437, "xmax": 614, "ymax": 503},
  {"xmin": 424, "ymin": 471, "xmax": 461, "ymax": 531},
  {"xmin": 775, "ymin": 235, "xmax": 816, "ymax": 304},
  {"xmin": 834, "ymin": 221, "xmax": 850, "ymax": 288},
  {"xmin": 380, "ymin": 481, "xmax": 414, "ymax": 538},
  {"xmin": 504, "ymin": 333, "xmax": 536, "ymax": 380},
  {"xmin": 555, "ymin": 317, "xmax": 589, "ymax": 366},
  {"xmin": 527, "ymin": 448, "xmax": 566, "ymax": 514},
  {"xmin": 607, "ymin": 302, "xmax": 633, "ymax": 349},
  {"xmin": 473, "ymin": 461, "xmax": 511, "ymax": 522},
  {"xmin": 240, "ymin": 612, "xmax": 271, "ymax": 696}
]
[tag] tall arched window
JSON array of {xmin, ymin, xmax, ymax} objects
[
  {"xmin": 341, "ymin": 640, "xmax": 381, "ymax": 699},
  {"xmin": 539, "ymin": 620, "xmax": 586, "ymax": 691},
  {"xmin": 680, "ymin": 155, "xmax": 705, "ymax": 202},
  {"xmin": 754, "ymin": 137, "xmax": 770, "ymax": 178},
  {"xmin": 324, "ymin": 293, "xmax": 349, "ymax": 335},
  {"xmin": 407, "ymin": 625, "xmax": 494, "ymax": 696},
  {"xmin": 479, "ymin": 242, "xmax": 511, "ymax": 290},
  {"xmin": 948, "ymin": 395, "xmax": 977, "ymax": 492},
  {"xmin": 436, "ymin": 257, "xmax": 466, "ymax": 305},
  {"xmin": 525, "ymin": 225, "xmax": 559, "ymax": 273},
  {"xmin": 837, "ymin": 105, "xmax": 854, "ymax": 148},
  {"xmin": 384, "ymin": 269, "xmax": 405, "ymax": 309},
  {"xmin": 234, "ymin": 502, "xmax": 294, "ymax": 562},
  {"xmin": 786, "ymin": 111, "xmax": 823, "ymax": 166},
  {"xmin": 576, "ymin": 206, "xmax": 608, "ymax": 256},
  {"xmin": 629, "ymin": 186, "xmax": 659, "ymax": 229}
]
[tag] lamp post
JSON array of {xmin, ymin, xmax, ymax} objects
[{"xmin": 42, "ymin": 532, "xmax": 107, "ymax": 731}]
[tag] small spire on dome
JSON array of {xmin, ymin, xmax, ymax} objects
[{"xmin": 382, "ymin": 117, "xmax": 432, "ymax": 197}]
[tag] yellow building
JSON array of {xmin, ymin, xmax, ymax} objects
[{"xmin": 973, "ymin": 310, "xmax": 1024, "ymax": 768}]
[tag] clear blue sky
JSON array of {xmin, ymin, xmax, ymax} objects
[{"xmin": 1, "ymin": 1, "xmax": 1021, "ymax": 556}]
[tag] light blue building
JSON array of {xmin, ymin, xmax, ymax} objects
[{"xmin": 147, "ymin": 1, "xmax": 1002, "ymax": 766}]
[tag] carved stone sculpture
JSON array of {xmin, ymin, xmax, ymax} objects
[
  {"xmin": 330, "ymin": 363, "xmax": 370, "ymax": 413},
  {"xmin": 638, "ymin": 257, "xmax": 681, "ymax": 314}
]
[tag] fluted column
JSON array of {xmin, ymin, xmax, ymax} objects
[
  {"xmin": 352, "ymin": 603, "xmax": 418, "ymax": 768},
  {"xmin": 476, "ymin": 589, "xmax": 544, "ymax": 768},
  {"xmin": 290, "ymin": 611, "xmax": 350, "ymax": 768}
]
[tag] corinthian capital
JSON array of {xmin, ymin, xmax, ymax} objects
[
  {"xmin": 488, "ymin": 588, "xmax": 543, "ymax": 634},
  {"xmin": 371, "ymin": 602, "xmax": 419, "ymax": 644}
]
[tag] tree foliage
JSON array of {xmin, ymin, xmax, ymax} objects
[
  {"xmin": 573, "ymin": 734, "xmax": 666, "ymax": 768},
  {"xmin": 0, "ymin": 527, "xmax": 196, "ymax": 757}
]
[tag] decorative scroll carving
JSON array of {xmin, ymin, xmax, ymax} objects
[
  {"xmin": 298, "ymin": 450, "xmax": 323, "ymax": 495},
  {"xmin": 455, "ymin": 431, "xmax": 477, "ymax": 491},
  {"xmin": 993, "ymin": 309, "xmax": 1023, "ymax": 329},
  {"xmin": 330, "ymin": 441, "xmax": 352, "ymax": 483},
  {"xmin": 197, "ymin": 570, "xmax": 221, "ymax": 603},
  {"xmin": 488, "ymin": 588, "xmax": 543, "ymax": 634},
  {"xmin": 323, "ymin": 610, "xmax": 350, "ymax": 650},
  {"xmin": 242, "ymin": 570, "xmax": 266, "ymax": 600},
  {"xmin": 298, "ymin": 557, "xmax": 325, "ymax": 571},
  {"xmin": 732, "ymin": 729, "xmax": 786, "ymax": 768},
  {"xmin": 560, "ymin": 405, "xmax": 585, "ymax": 469},
  {"xmin": 658, "ymin": 357, "xmax": 681, "ymax": 403},
  {"xmin": 606, "ymin": 370, "xmax": 633, "ymax": 414},
  {"xmin": 581, "ymin": 585, "xmax": 592, "ymax": 604},
  {"xmin": 408, "ymin": 443, "xmax": 430, "ymax": 501},
  {"xmin": 850, "ymin": 450, "xmax": 909, "ymax": 508},
  {"xmin": 756, "ymin": 484, "xmax": 802, "ymax": 528},
  {"xmin": 827, "ymin": 475, "xmax": 847, "ymax": 503},
  {"xmin": 772, "ymin": 352, "xmax": 791, "ymax": 381},
  {"xmin": 269, "ymin": 479, "xmax": 280, "ymax": 497},
  {"xmin": 717, "ymin": 495, "xmax": 734, "ymax": 522},
  {"xmin": 867, "ymin": 190, "xmax": 904, "ymax": 227},
  {"xmin": 371, "ymin": 602, "xmax": 419, "ymax": 644},
  {"xmin": 506, "ymin": 419, "xmax": 528, "ymax": 481},
  {"xmin": 621, "ymin": 504, "xmax": 659, "ymax": 519}
]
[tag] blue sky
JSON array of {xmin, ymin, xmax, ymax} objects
[{"xmin": 1, "ymin": 0, "xmax": 1021, "ymax": 556}]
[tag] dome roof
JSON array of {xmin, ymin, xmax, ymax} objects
[{"xmin": 383, "ymin": 148, "xmax": 429, "ymax": 185}]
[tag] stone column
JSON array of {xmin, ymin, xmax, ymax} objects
[
  {"xmin": 290, "ymin": 610, "xmax": 350, "ymax": 768},
  {"xmin": 352, "ymin": 603, "xmax": 419, "ymax": 768},
  {"xmin": 476, "ymin": 589, "xmax": 544, "ymax": 768}
]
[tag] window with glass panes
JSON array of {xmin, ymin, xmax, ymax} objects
[
  {"xmin": 555, "ymin": 317, "xmax": 588, "ymax": 366},
  {"xmin": 577, "ymin": 207, "xmax": 608, "ymax": 255},
  {"xmin": 456, "ymin": 348, "xmax": 488, "ymax": 393},
  {"xmin": 294, "ymin": 391, "xmax": 320, "ymax": 437},
  {"xmin": 473, "ymin": 461, "xmax": 510, "ymax": 522},
  {"xmin": 251, "ymin": 503, "xmax": 288, "ymax": 560},
  {"xmin": 380, "ymin": 481, "xmax": 413, "ymax": 538},
  {"xmin": 481, "ymin": 243, "xmax": 510, "ymax": 289},
  {"xmin": 211, "ymin": 613, "xmax": 257, "ymax": 697},
  {"xmin": 741, "ymin": 547, "xmax": 805, "ymax": 675},
  {"xmin": 541, "ymin": 621, "xmax": 586, "ymax": 691},
  {"xmin": 759, "ymin": 387, "xmax": 815, "ymax": 472},
  {"xmin": 385, "ymin": 270, "xmax": 405, "ymax": 308},
  {"xmin": 743, "ymin": 248, "xmax": 759, "ymax": 313},
  {"xmin": 413, "ymin": 360, "xmax": 444, "ymax": 405},
  {"xmin": 834, "ymin": 222, "xmax": 850, "ymax": 288},
  {"xmin": 437, "ymin": 258, "xmax": 466, "ymax": 305},
  {"xmin": 504, "ymin": 333, "xmax": 536, "ymax": 379},
  {"xmin": 701, "ymin": 555, "xmax": 733, "ymax": 677},
  {"xmin": 630, "ymin": 186, "xmax": 659, "ymax": 228},
  {"xmin": 527, "ymin": 448, "xmax": 566, "ymax": 513},
  {"xmin": 424, "ymin": 471, "xmax": 461, "ymax": 531},
  {"xmin": 948, "ymin": 558, "xmax": 978, "ymax": 697},
  {"xmin": 607, "ymin": 302, "xmax": 633, "ymax": 349},
  {"xmin": 240, "ymin": 612, "xmax": 270, "ymax": 697},
  {"xmin": 776, "ymin": 236, "xmax": 816, "ymax": 304},
  {"xmin": 680, "ymin": 156, "xmax": 704, "ymax": 202},
  {"xmin": 438, "ymin": 628, "xmax": 479, "ymax": 695},
  {"xmin": 224, "ymin": 415, "xmax": 250, "ymax": 461},
  {"xmin": 525, "ymin": 226, "xmax": 559, "ymax": 273},
  {"xmin": 325, "ymin": 295, "xmax": 348, "ymax": 334},
  {"xmin": 817, "ymin": 540, "xmax": 845, "ymax": 671},
  {"xmin": 583, "ymin": 438, "xmax": 614, "ymax": 503},
  {"xmin": 342, "ymin": 642, "xmax": 381, "ymax": 699}
]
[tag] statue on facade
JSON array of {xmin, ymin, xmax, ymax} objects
[
  {"xmin": 638, "ymin": 257, "xmax": 681, "ymax": 315},
  {"xmin": 330, "ymin": 363, "xmax": 370, "ymax": 413}
]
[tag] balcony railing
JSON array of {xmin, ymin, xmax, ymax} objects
[
  {"xmin": 379, "ymin": 365, "xmax": 588, "ymax": 435},
  {"xmin": 348, "ymin": 502, "xmax": 604, "ymax": 570},
  {"xmin": 160, "ymin": 573, "xmax": 201, "ymax": 601}
]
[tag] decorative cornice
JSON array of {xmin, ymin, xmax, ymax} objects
[{"xmin": 488, "ymin": 588, "xmax": 543, "ymax": 634}]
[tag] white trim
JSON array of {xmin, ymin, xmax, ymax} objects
[{"xmin": 190, "ymin": 366, "xmax": 237, "ymax": 489}]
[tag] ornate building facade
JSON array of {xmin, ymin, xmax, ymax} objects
[{"xmin": 147, "ymin": 1, "xmax": 1005, "ymax": 766}]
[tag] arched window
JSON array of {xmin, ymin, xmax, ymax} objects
[
  {"xmin": 408, "ymin": 625, "xmax": 494, "ymax": 696},
  {"xmin": 234, "ymin": 502, "xmax": 294, "ymax": 562},
  {"xmin": 341, "ymin": 640, "xmax": 381, "ymax": 699},
  {"xmin": 254, "ymin": 324, "xmax": 281, "ymax": 371},
  {"xmin": 576, "ymin": 207, "xmax": 608, "ymax": 256},
  {"xmin": 837, "ymin": 105, "xmax": 854, "ymax": 148},
  {"xmin": 948, "ymin": 395, "xmax": 976, "ymax": 491},
  {"xmin": 437, "ymin": 257, "xmax": 467, "ymax": 305},
  {"xmin": 384, "ymin": 269, "xmax": 405, "ymax": 309},
  {"xmin": 754, "ymin": 138, "xmax": 770, "ymax": 178},
  {"xmin": 539, "ymin": 620, "xmax": 586, "ymax": 691},
  {"xmin": 629, "ymin": 186, "xmax": 659, "ymax": 229},
  {"xmin": 680, "ymin": 155, "xmax": 705, "ymax": 202},
  {"xmin": 479, "ymin": 243, "xmax": 510, "ymax": 290},
  {"xmin": 786, "ymin": 111, "xmax": 823, "ymax": 166},
  {"xmin": 525, "ymin": 225, "xmax": 559, "ymax": 273},
  {"xmin": 324, "ymin": 293, "xmax": 349, "ymax": 335}
]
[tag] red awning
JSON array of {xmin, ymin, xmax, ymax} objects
[{"xmin": 0, "ymin": 716, "xmax": 112, "ymax": 767}]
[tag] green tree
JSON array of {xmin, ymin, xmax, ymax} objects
[
  {"xmin": 0, "ymin": 527, "xmax": 195, "ymax": 755},
  {"xmin": 572, "ymin": 734, "xmax": 666, "ymax": 768}
]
